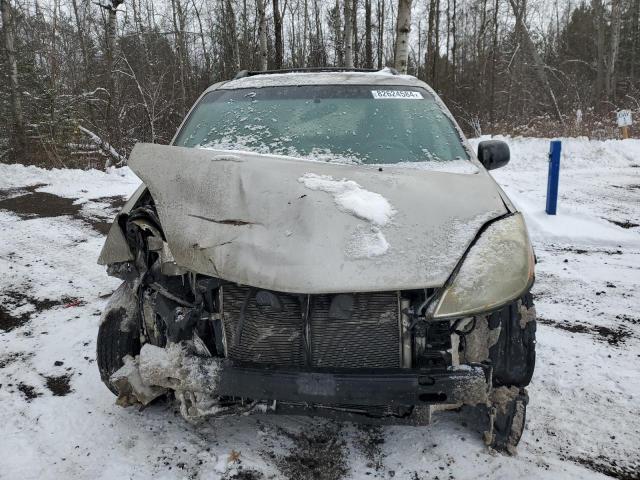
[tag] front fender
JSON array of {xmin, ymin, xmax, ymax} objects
[{"xmin": 97, "ymin": 184, "xmax": 148, "ymax": 265}]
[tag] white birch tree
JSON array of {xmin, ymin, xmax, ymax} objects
[{"xmin": 394, "ymin": 0, "xmax": 412, "ymax": 74}]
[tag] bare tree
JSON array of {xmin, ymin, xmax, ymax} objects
[
  {"xmin": 632, "ymin": 0, "xmax": 640, "ymax": 82},
  {"xmin": 376, "ymin": 0, "xmax": 384, "ymax": 68},
  {"xmin": 98, "ymin": 0, "xmax": 125, "ymax": 93},
  {"xmin": 426, "ymin": 0, "xmax": 436, "ymax": 81},
  {"xmin": 170, "ymin": 0, "xmax": 188, "ymax": 115},
  {"xmin": 273, "ymin": 0, "xmax": 284, "ymax": 68},
  {"xmin": 489, "ymin": 0, "xmax": 499, "ymax": 124},
  {"xmin": 1, "ymin": 0, "xmax": 25, "ymax": 154},
  {"xmin": 257, "ymin": 0, "xmax": 268, "ymax": 70},
  {"xmin": 606, "ymin": 0, "xmax": 622, "ymax": 100},
  {"xmin": 344, "ymin": 0, "xmax": 353, "ymax": 67},
  {"xmin": 508, "ymin": 0, "xmax": 563, "ymax": 123},
  {"xmin": 71, "ymin": 0, "xmax": 90, "ymax": 88},
  {"xmin": 592, "ymin": 0, "xmax": 606, "ymax": 100},
  {"xmin": 394, "ymin": 0, "xmax": 412, "ymax": 73},
  {"xmin": 364, "ymin": 0, "xmax": 373, "ymax": 67}
]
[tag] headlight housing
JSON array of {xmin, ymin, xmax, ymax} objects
[{"xmin": 430, "ymin": 213, "xmax": 535, "ymax": 319}]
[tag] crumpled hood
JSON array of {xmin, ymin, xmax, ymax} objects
[{"xmin": 128, "ymin": 144, "xmax": 508, "ymax": 294}]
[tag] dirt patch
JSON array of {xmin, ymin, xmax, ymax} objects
[
  {"xmin": 82, "ymin": 195, "xmax": 127, "ymax": 235},
  {"xmin": 355, "ymin": 425, "xmax": 385, "ymax": 473},
  {"xmin": 538, "ymin": 318, "xmax": 631, "ymax": 346},
  {"xmin": 0, "ymin": 351, "xmax": 32, "ymax": 369},
  {"xmin": 84, "ymin": 219, "xmax": 113, "ymax": 235},
  {"xmin": 45, "ymin": 374, "xmax": 72, "ymax": 396},
  {"xmin": 605, "ymin": 218, "xmax": 640, "ymax": 229},
  {"xmin": 557, "ymin": 246, "xmax": 624, "ymax": 255},
  {"xmin": 223, "ymin": 470, "xmax": 264, "ymax": 480},
  {"xmin": 276, "ymin": 426, "xmax": 348, "ymax": 480},
  {"xmin": 569, "ymin": 455, "xmax": 640, "ymax": 480},
  {"xmin": 0, "ymin": 188, "xmax": 125, "ymax": 235},
  {"xmin": 0, "ymin": 306, "xmax": 30, "ymax": 331},
  {"xmin": 0, "ymin": 290, "xmax": 85, "ymax": 331},
  {"xmin": 613, "ymin": 183, "xmax": 640, "ymax": 191},
  {"xmin": 0, "ymin": 191, "xmax": 81, "ymax": 218},
  {"xmin": 0, "ymin": 184, "xmax": 48, "ymax": 201},
  {"xmin": 616, "ymin": 314, "xmax": 640, "ymax": 325},
  {"xmin": 17, "ymin": 382, "xmax": 41, "ymax": 401},
  {"xmin": 93, "ymin": 195, "xmax": 127, "ymax": 210}
]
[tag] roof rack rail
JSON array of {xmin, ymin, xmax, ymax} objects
[{"xmin": 233, "ymin": 66, "xmax": 398, "ymax": 80}]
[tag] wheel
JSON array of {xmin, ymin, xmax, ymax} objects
[
  {"xmin": 488, "ymin": 293, "xmax": 536, "ymax": 387},
  {"xmin": 485, "ymin": 387, "xmax": 528, "ymax": 454},
  {"xmin": 97, "ymin": 282, "xmax": 141, "ymax": 395}
]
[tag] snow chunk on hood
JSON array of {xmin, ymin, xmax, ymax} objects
[
  {"xmin": 298, "ymin": 173, "xmax": 397, "ymax": 258},
  {"xmin": 298, "ymin": 173, "xmax": 396, "ymax": 226}
]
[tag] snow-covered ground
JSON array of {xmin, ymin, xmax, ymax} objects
[{"xmin": 1, "ymin": 137, "xmax": 639, "ymax": 479}]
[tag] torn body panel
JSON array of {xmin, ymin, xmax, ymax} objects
[{"xmin": 97, "ymin": 184, "xmax": 147, "ymax": 265}]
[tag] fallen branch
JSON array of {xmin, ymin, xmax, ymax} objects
[{"xmin": 78, "ymin": 125, "xmax": 126, "ymax": 168}]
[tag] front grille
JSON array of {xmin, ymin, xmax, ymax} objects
[{"xmin": 221, "ymin": 286, "xmax": 400, "ymax": 368}]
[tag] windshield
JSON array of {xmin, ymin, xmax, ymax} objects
[{"xmin": 174, "ymin": 85, "xmax": 469, "ymax": 165}]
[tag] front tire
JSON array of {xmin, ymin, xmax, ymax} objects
[
  {"xmin": 485, "ymin": 387, "xmax": 528, "ymax": 454},
  {"xmin": 97, "ymin": 282, "xmax": 141, "ymax": 395}
]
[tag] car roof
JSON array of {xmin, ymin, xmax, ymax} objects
[{"xmin": 210, "ymin": 69, "xmax": 430, "ymax": 92}]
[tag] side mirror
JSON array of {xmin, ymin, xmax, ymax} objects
[{"xmin": 477, "ymin": 140, "xmax": 510, "ymax": 170}]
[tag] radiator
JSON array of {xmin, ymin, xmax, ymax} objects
[{"xmin": 221, "ymin": 285, "xmax": 400, "ymax": 368}]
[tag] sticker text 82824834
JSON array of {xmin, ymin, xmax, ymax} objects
[{"xmin": 371, "ymin": 90, "xmax": 424, "ymax": 100}]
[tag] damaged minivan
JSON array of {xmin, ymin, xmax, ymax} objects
[{"xmin": 97, "ymin": 68, "xmax": 536, "ymax": 454}]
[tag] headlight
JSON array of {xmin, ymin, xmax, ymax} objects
[{"xmin": 430, "ymin": 213, "xmax": 534, "ymax": 319}]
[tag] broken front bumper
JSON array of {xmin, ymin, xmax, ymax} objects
[
  {"xmin": 212, "ymin": 364, "xmax": 489, "ymax": 406},
  {"xmin": 132, "ymin": 344, "xmax": 490, "ymax": 408}
]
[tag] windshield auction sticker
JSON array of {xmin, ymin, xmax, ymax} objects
[{"xmin": 371, "ymin": 90, "xmax": 424, "ymax": 99}]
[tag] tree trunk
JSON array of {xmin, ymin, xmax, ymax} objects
[
  {"xmin": 352, "ymin": 0, "xmax": 359, "ymax": 67},
  {"xmin": 433, "ymin": 0, "xmax": 439, "ymax": 87},
  {"xmin": 273, "ymin": 0, "xmax": 284, "ymax": 68},
  {"xmin": 226, "ymin": 0, "xmax": 240, "ymax": 74},
  {"xmin": 489, "ymin": 0, "xmax": 498, "ymax": 125},
  {"xmin": 606, "ymin": 0, "xmax": 622, "ymax": 100},
  {"xmin": 104, "ymin": 0, "xmax": 125, "ymax": 88},
  {"xmin": 106, "ymin": 6, "xmax": 117, "ymax": 92},
  {"xmin": 192, "ymin": 0, "xmax": 211, "ymax": 85},
  {"xmin": 256, "ymin": 0, "xmax": 268, "ymax": 70},
  {"xmin": 394, "ymin": 0, "xmax": 412, "ymax": 74},
  {"xmin": 344, "ymin": 0, "xmax": 353, "ymax": 67},
  {"xmin": 426, "ymin": 0, "xmax": 436, "ymax": 82},
  {"xmin": 451, "ymin": 0, "xmax": 456, "ymax": 89},
  {"xmin": 592, "ymin": 0, "xmax": 605, "ymax": 101},
  {"xmin": 302, "ymin": 0, "xmax": 309, "ymax": 66},
  {"xmin": 365, "ymin": 0, "xmax": 373, "ymax": 68},
  {"xmin": 334, "ymin": 0, "xmax": 343, "ymax": 65},
  {"xmin": 444, "ymin": 0, "xmax": 449, "ymax": 83},
  {"xmin": 0, "ymin": 0, "xmax": 25, "ymax": 154},
  {"xmin": 632, "ymin": 0, "xmax": 640, "ymax": 83},
  {"xmin": 103, "ymin": 0, "xmax": 124, "ymax": 148},
  {"xmin": 49, "ymin": 0, "xmax": 59, "ymax": 142},
  {"xmin": 71, "ymin": 0, "xmax": 90, "ymax": 89},
  {"xmin": 289, "ymin": 6, "xmax": 296, "ymax": 65},
  {"xmin": 170, "ymin": 0, "xmax": 187, "ymax": 115},
  {"xmin": 377, "ymin": 0, "xmax": 384, "ymax": 69}
]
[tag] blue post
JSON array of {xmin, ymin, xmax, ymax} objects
[{"xmin": 546, "ymin": 140, "xmax": 562, "ymax": 215}]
